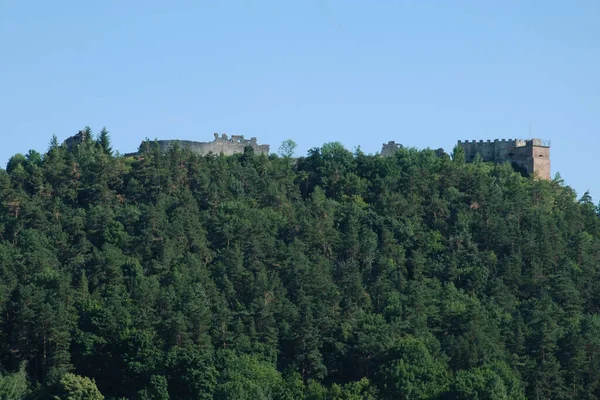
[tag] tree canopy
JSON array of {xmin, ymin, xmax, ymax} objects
[{"xmin": 0, "ymin": 128, "xmax": 599, "ymax": 399}]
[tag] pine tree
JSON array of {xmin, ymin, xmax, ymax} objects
[
  {"xmin": 97, "ymin": 127, "xmax": 112, "ymax": 156},
  {"xmin": 48, "ymin": 134, "xmax": 59, "ymax": 151}
]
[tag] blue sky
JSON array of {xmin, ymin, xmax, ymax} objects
[{"xmin": 1, "ymin": 1, "xmax": 598, "ymax": 200}]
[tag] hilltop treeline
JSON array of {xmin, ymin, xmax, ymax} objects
[{"xmin": 1, "ymin": 131, "xmax": 600, "ymax": 399}]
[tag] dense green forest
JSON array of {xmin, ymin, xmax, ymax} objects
[{"xmin": 1, "ymin": 128, "xmax": 600, "ymax": 399}]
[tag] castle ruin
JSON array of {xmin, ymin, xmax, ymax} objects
[
  {"xmin": 139, "ymin": 133, "xmax": 270, "ymax": 156},
  {"xmin": 458, "ymin": 138, "xmax": 551, "ymax": 179},
  {"xmin": 63, "ymin": 129, "xmax": 89, "ymax": 150},
  {"xmin": 380, "ymin": 141, "xmax": 446, "ymax": 158},
  {"xmin": 381, "ymin": 141, "xmax": 404, "ymax": 157},
  {"xmin": 62, "ymin": 129, "xmax": 550, "ymax": 179}
]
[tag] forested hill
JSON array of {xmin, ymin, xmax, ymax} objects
[{"xmin": 1, "ymin": 132, "xmax": 600, "ymax": 400}]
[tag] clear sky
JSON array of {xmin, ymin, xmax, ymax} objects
[{"xmin": 1, "ymin": 1, "xmax": 598, "ymax": 200}]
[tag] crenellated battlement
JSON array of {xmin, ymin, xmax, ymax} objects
[
  {"xmin": 458, "ymin": 138, "xmax": 551, "ymax": 179},
  {"xmin": 379, "ymin": 137, "xmax": 551, "ymax": 179},
  {"xmin": 63, "ymin": 128, "xmax": 550, "ymax": 179}
]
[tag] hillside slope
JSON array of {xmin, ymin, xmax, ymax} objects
[{"xmin": 1, "ymin": 133, "xmax": 599, "ymax": 399}]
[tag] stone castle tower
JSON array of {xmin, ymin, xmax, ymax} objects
[{"xmin": 457, "ymin": 138, "xmax": 551, "ymax": 179}]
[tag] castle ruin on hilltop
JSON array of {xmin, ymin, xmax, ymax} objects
[
  {"xmin": 63, "ymin": 129, "xmax": 89, "ymax": 150},
  {"xmin": 62, "ymin": 130, "xmax": 270, "ymax": 157},
  {"xmin": 458, "ymin": 138, "xmax": 551, "ymax": 179},
  {"xmin": 137, "ymin": 133, "xmax": 270, "ymax": 156},
  {"xmin": 381, "ymin": 141, "xmax": 404, "ymax": 157},
  {"xmin": 380, "ymin": 138, "xmax": 551, "ymax": 180},
  {"xmin": 381, "ymin": 141, "xmax": 447, "ymax": 158},
  {"xmin": 62, "ymin": 129, "xmax": 550, "ymax": 179}
]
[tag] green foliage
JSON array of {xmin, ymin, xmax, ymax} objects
[
  {"xmin": 305, "ymin": 378, "xmax": 378, "ymax": 400},
  {"xmin": 53, "ymin": 373, "xmax": 104, "ymax": 400},
  {"xmin": 450, "ymin": 362, "xmax": 525, "ymax": 400},
  {"xmin": 97, "ymin": 127, "xmax": 112, "ymax": 156},
  {"xmin": 138, "ymin": 375, "xmax": 169, "ymax": 400},
  {"xmin": 49, "ymin": 134, "xmax": 60, "ymax": 150},
  {"xmin": 165, "ymin": 346, "xmax": 217, "ymax": 399},
  {"xmin": 0, "ymin": 363, "xmax": 30, "ymax": 400},
  {"xmin": 278, "ymin": 139, "xmax": 297, "ymax": 158},
  {"xmin": 377, "ymin": 338, "xmax": 449, "ymax": 399},
  {"xmin": 5, "ymin": 154, "xmax": 26, "ymax": 174},
  {"xmin": 451, "ymin": 144, "xmax": 465, "ymax": 163},
  {"xmin": 1, "ymin": 130, "xmax": 600, "ymax": 399},
  {"xmin": 215, "ymin": 350, "xmax": 285, "ymax": 399},
  {"xmin": 333, "ymin": 378, "xmax": 379, "ymax": 399}
]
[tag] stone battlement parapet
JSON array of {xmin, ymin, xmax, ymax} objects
[{"xmin": 458, "ymin": 138, "xmax": 550, "ymax": 179}]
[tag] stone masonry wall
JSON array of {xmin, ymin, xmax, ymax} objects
[
  {"xmin": 457, "ymin": 138, "xmax": 551, "ymax": 179},
  {"xmin": 530, "ymin": 141, "xmax": 551, "ymax": 179},
  {"xmin": 381, "ymin": 141, "xmax": 403, "ymax": 156},
  {"xmin": 63, "ymin": 130, "xmax": 89, "ymax": 150},
  {"xmin": 148, "ymin": 133, "xmax": 270, "ymax": 156}
]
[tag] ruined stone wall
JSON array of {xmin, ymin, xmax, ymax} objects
[
  {"xmin": 63, "ymin": 130, "xmax": 89, "ymax": 150},
  {"xmin": 381, "ymin": 141, "xmax": 403, "ymax": 156},
  {"xmin": 381, "ymin": 141, "xmax": 446, "ymax": 158},
  {"xmin": 148, "ymin": 133, "xmax": 270, "ymax": 156}
]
